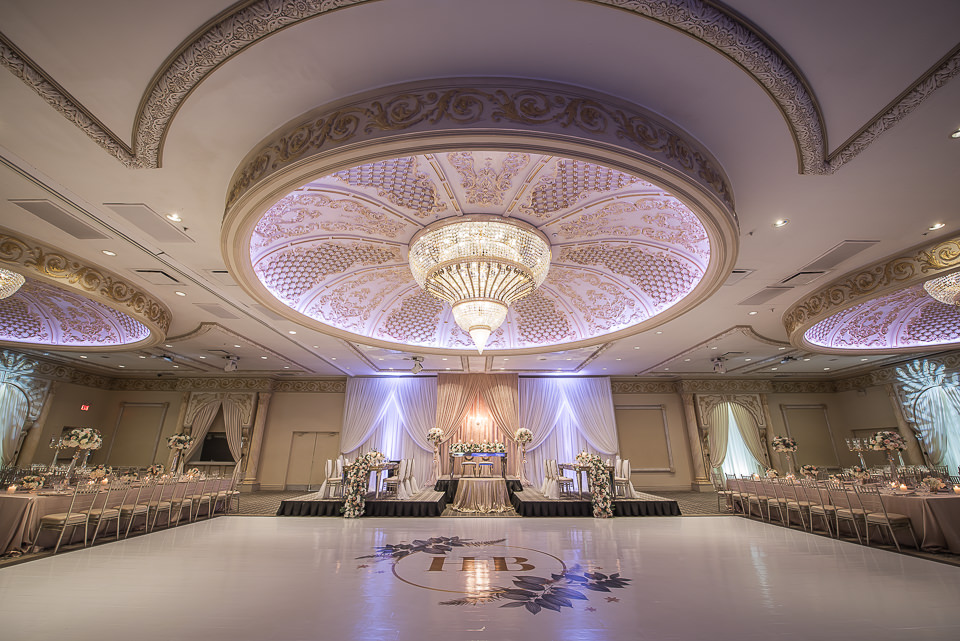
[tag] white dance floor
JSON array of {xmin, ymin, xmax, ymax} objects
[{"xmin": 2, "ymin": 516, "xmax": 959, "ymax": 640}]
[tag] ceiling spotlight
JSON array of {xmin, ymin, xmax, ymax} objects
[
  {"xmin": 411, "ymin": 356, "xmax": 424, "ymax": 374},
  {"xmin": 175, "ymin": 291, "xmax": 186, "ymax": 297},
  {"xmin": 951, "ymin": 128, "xmax": 960, "ymax": 139},
  {"xmin": 748, "ymin": 310, "xmax": 758, "ymax": 316},
  {"xmin": 929, "ymin": 222, "xmax": 946, "ymax": 231},
  {"xmin": 166, "ymin": 213, "xmax": 182, "ymax": 222},
  {"xmin": 224, "ymin": 356, "xmax": 239, "ymax": 373},
  {"xmin": 711, "ymin": 357, "xmax": 726, "ymax": 374},
  {"xmin": 288, "ymin": 330, "xmax": 297, "ymax": 334},
  {"xmin": 773, "ymin": 219, "xmax": 789, "ymax": 228},
  {"xmin": 101, "ymin": 250, "xmax": 116, "ymax": 256}
]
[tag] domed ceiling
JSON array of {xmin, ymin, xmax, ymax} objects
[
  {"xmin": 247, "ymin": 151, "xmax": 714, "ymax": 352},
  {"xmin": 0, "ymin": 277, "xmax": 150, "ymax": 348}
]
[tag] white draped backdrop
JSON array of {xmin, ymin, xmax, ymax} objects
[
  {"xmin": 0, "ymin": 383, "xmax": 29, "ymax": 467},
  {"xmin": 339, "ymin": 375, "xmax": 620, "ymax": 491}
]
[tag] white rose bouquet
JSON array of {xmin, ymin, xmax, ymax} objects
[
  {"xmin": 921, "ymin": 476, "xmax": 945, "ymax": 492},
  {"xmin": 771, "ymin": 436, "xmax": 798, "ymax": 453},
  {"xmin": 166, "ymin": 433, "xmax": 193, "ymax": 450},
  {"xmin": 20, "ymin": 475, "xmax": 44, "ymax": 490},
  {"xmin": 62, "ymin": 427, "xmax": 102, "ymax": 450},
  {"xmin": 426, "ymin": 428, "xmax": 444, "ymax": 443},
  {"xmin": 868, "ymin": 431, "xmax": 905, "ymax": 452},
  {"xmin": 850, "ymin": 465, "xmax": 870, "ymax": 481},
  {"xmin": 799, "ymin": 464, "xmax": 818, "ymax": 478},
  {"xmin": 88, "ymin": 464, "xmax": 112, "ymax": 480},
  {"xmin": 514, "ymin": 428, "xmax": 533, "ymax": 445}
]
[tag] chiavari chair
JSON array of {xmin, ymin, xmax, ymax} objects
[
  {"xmin": 116, "ymin": 477, "xmax": 150, "ymax": 538},
  {"xmin": 741, "ymin": 475, "xmax": 771, "ymax": 522},
  {"xmin": 825, "ymin": 481, "xmax": 870, "ymax": 544},
  {"xmin": 777, "ymin": 478, "xmax": 812, "ymax": 531},
  {"xmin": 82, "ymin": 479, "xmax": 130, "ymax": 545},
  {"xmin": 38, "ymin": 482, "xmax": 100, "ymax": 554},
  {"xmin": 723, "ymin": 473, "xmax": 748, "ymax": 515},
  {"xmin": 854, "ymin": 484, "xmax": 919, "ymax": 552},
  {"xmin": 802, "ymin": 478, "xmax": 837, "ymax": 537},
  {"xmin": 186, "ymin": 476, "xmax": 214, "ymax": 521},
  {"xmin": 760, "ymin": 476, "xmax": 789, "ymax": 525}
]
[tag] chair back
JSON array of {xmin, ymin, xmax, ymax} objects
[{"xmin": 825, "ymin": 481, "xmax": 857, "ymax": 511}]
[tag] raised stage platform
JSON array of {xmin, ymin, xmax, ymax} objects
[
  {"xmin": 510, "ymin": 488, "xmax": 681, "ymax": 517},
  {"xmin": 277, "ymin": 489, "xmax": 447, "ymax": 517}
]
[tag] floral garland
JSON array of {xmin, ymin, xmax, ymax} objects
[
  {"xmin": 426, "ymin": 427, "xmax": 444, "ymax": 443},
  {"xmin": 799, "ymin": 464, "xmax": 818, "ymax": 478},
  {"xmin": 62, "ymin": 427, "xmax": 102, "ymax": 450},
  {"xmin": 921, "ymin": 476, "xmax": 945, "ymax": 491},
  {"xmin": 868, "ymin": 430, "xmax": 905, "ymax": 452},
  {"xmin": 771, "ymin": 435, "xmax": 798, "ymax": 452},
  {"xmin": 514, "ymin": 428, "xmax": 533, "ymax": 445},
  {"xmin": 88, "ymin": 464, "xmax": 112, "ymax": 480},
  {"xmin": 449, "ymin": 441, "xmax": 505, "ymax": 454},
  {"xmin": 20, "ymin": 475, "xmax": 44, "ymax": 490},
  {"xmin": 145, "ymin": 464, "xmax": 165, "ymax": 477},
  {"xmin": 850, "ymin": 465, "xmax": 870, "ymax": 481},
  {"xmin": 167, "ymin": 433, "xmax": 193, "ymax": 450},
  {"xmin": 575, "ymin": 451, "xmax": 613, "ymax": 518},
  {"xmin": 342, "ymin": 451, "xmax": 385, "ymax": 518}
]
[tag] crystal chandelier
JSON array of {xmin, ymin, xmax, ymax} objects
[
  {"xmin": 923, "ymin": 273, "xmax": 960, "ymax": 306},
  {"xmin": 409, "ymin": 215, "xmax": 551, "ymax": 352},
  {"xmin": 0, "ymin": 268, "xmax": 25, "ymax": 299}
]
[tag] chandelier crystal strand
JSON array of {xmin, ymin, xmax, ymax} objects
[
  {"xmin": 0, "ymin": 268, "xmax": 25, "ymax": 299},
  {"xmin": 409, "ymin": 215, "xmax": 551, "ymax": 353},
  {"xmin": 923, "ymin": 274, "xmax": 960, "ymax": 306}
]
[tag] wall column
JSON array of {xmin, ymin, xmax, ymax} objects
[
  {"xmin": 241, "ymin": 391, "xmax": 272, "ymax": 492},
  {"xmin": 885, "ymin": 383, "xmax": 927, "ymax": 466},
  {"xmin": 680, "ymin": 392, "xmax": 713, "ymax": 492},
  {"xmin": 17, "ymin": 380, "xmax": 58, "ymax": 465}
]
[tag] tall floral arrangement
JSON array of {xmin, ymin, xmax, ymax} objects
[
  {"xmin": 426, "ymin": 428, "xmax": 444, "ymax": 443},
  {"xmin": 62, "ymin": 428, "xmax": 102, "ymax": 450},
  {"xmin": 850, "ymin": 465, "xmax": 870, "ymax": 481},
  {"xmin": 167, "ymin": 433, "xmax": 193, "ymax": 450},
  {"xmin": 771, "ymin": 436, "xmax": 797, "ymax": 453},
  {"xmin": 868, "ymin": 431, "xmax": 905, "ymax": 451},
  {"xmin": 798, "ymin": 464, "xmax": 818, "ymax": 478},
  {"xmin": 514, "ymin": 428, "xmax": 533, "ymax": 445},
  {"xmin": 342, "ymin": 451, "xmax": 384, "ymax": 518},
  {"xmin": 575, "ymin": 451, "xmax": 613, "ymax": 518}
]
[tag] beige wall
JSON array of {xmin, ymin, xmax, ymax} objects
[
  {"xmin": 612, "ymin": 392, "xmax": 692, "ymax": 491},
  {"xmin": 257, "ymin": 392, "xmax": 345, "ymax": 490},
  {"xmin": 29, "ymin": 383, "xmax": 112, "ymax": 466}
]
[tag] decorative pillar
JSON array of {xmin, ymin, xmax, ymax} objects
[
  {"xmin": 885, "ymin": 383, "xmax": 927, "ymax": 466},
  {"xmin": 241, "ymin": 391, "xmax": 272, "ymax": 492},
  {"xmin": 16, "ymin": 380, "xmax": 59, "ymax": 465},
  {"xmin": 758, "ymin": 394, "xmax": 775, "ymax": 469},
  {"xmin": 680, "ymin": 392, "xmax": 713, "ymax": 492}
]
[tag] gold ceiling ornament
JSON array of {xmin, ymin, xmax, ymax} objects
[
  {"xmin": 0, "ymin": 267, "xmax": 25, "ymax": 299},
  {"xmin": 408, "ymin": 215, "xmax": 551, "ymax": 353},
  {"xmin": 922, "ymin": 273, "xmax": 960, "ymax": 305}
]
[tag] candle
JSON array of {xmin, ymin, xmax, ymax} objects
[
  {"xmin": 100, "ymin": 478, "xmax": 109, "ymax": 485},
  {"xmin": 953, "ymin": 485, "xmax": 960, "ymax": 494},
  {"xmin": 6, "ymin": 485, "xmax": 16, "ymax": 493},
  {"xmin": 890, "ymin": 481, "xmax": 898, "ymax": 489},
  {"xmin": 899, "ymin": 483, "xmax": 908, "ymax": 491}
]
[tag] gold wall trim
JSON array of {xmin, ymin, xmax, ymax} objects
[
  {"xmin": 0, "ymin": 229, "xmax": 171, "ymax": 344},
  {"xmin": 783, "ymin": 235, "xmax": 960, "ymax": 347}
]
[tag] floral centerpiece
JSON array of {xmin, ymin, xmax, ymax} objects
[
  {"xmin": 120, "ymin": 472, "xmax": 139, "ymax": 483},
  {"xmin": 62, "ymin": 427, "xmax": 102, "ymax": 450},
  {"xmin": 771, "ymin": 436, "xmax": 797, "ymax": 453},
  {"xmin": 478, "ymin": 441, "xmax": 505, "ymax": 453},
  {"xmin": 920, "ymin": 476, "xmax": 946, "ymax": 492},
  {"xmin": 868, "ymin": 431, "xmax": 905, "ymax": 451},
  {"xmin": 449, "ymin": 442, "xmax": 479, "ymax": 454},
  {"xmin": 799, "ymin": 464, "xmax": 818, "ymax": 478},
  {"xmin": 850, "ymin": 465, "xmax": 870, "ymax": 481},
  {"xmin": 342, "ymin": 451, "xmax": 385, "ymax": 518},
  {"xmin": 88, "ymin": 464, "xmax": 112, "ymax": 480},
  {"xmin": 765, "ymin": 468, "xmax": 779, "ymax": 479},
  {"xmin": 20, "ymin": 475, "xmax": 44, "ymax": 490},
  {"xmin": 574, "ymin": 451, "xmax": 612, "ymax": 518},
  {"xmin": 514, "ymin": 428, "xmax": 533, "ymax": 445},
  {"xmin": 167, "ymin": 433, "xmax": 193, "ymax": 450},
  {"xmin": 426, "ymin": 428, "xmax": 444, "ymax": 443},
  {"xmin": 145, "ymin": 463, "xmax": 165, "ymax": 477},
  {"xmin": 184, "ymin": 468, "xmax": 202, "ymax": 478}
]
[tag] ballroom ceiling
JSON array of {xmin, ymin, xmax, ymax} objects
[{"xmin": 0, "ymin": 0, "xmax": 957, "ymax": 378}]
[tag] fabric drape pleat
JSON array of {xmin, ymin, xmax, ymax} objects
[
  {"xmin": 559, "ymin": 377, "xmax": 619, "ymax": 455},
  {"xmin": 183, "ymin": 401, "xmax": 221, "ymax": 461},
  {"xmin": 0, "ymin": 383, "xmax": 28, "ymax": 466},
  {"xmin": 340, "ymin": 378, "xmax": 396, "ymax": 454},
  {"xmin": 729, "ymin": 402, "xmax": 767, "ymax": 468},
  {"xmin": 916, "ymin": 386, "xmax": 960, "ymax": 474},
  {"xmin": 435, "ymin": 374, "xmax": 484, "ymax": 440},
  {"xmin": 708, "ymin": 403, "xmax": 730, "ymax": 469},
  {"xmin": 478, "ymin": 373, "xmax": 520, "ymax": 442},
  {"xmin": 221, "ymin": 400, "xmax": 244, "ymax": 462}
]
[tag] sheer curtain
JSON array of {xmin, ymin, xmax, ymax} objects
[
  {"xmin": 519, "ymin": 378, "xmax": 566, "ymax": 485},
  {"xmin": 394, "ymin": 377, "xmax": 438, "ymax": 484},
  {"xmin": 559, "ymin": 378, "xmax": 619, "ymax": 454},
  {"xmin": 714, "ymin": 403, "xmax": 762, "ymax": 477},
  {"xmin": 0, "ymin": 383, "xmax": 28, "ymax": 467},
  {"xmin": 221, "ymin": 400, "xmax": 244, "ymax": 462},
  {"xmin": 916, "ymin": 386, "xmax": 960, "ymax": 474},
  {"xmin": 340, "ymin": 378, "xmax": 397, "ymax": 454},
  {"xmin": 183, "ymin": 401, "xmax": 221, "ymax": 462},
  {"xmin": 729, "ymin": 402, "xmax": 767, "ymax": 470}
]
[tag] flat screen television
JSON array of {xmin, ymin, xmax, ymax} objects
[{"xmin": 195, "ymin": 433, "xmax": 234, "ymax": 462}]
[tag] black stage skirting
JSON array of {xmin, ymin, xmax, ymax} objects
[
  {"xmin": 277, "ymin": 496, "xmax": 446, "ymax": 517},
  {"xmin": 510, "ymin": 493, "xmax": 681, "ymax": 517},
  {"xmin": 434, "ymin": 478, "xmax": 522, "ymax": 503}
]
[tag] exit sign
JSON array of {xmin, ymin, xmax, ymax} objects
[{"xmin": 80, "ymin": 404, "xmax": 90, "ymax": 411}]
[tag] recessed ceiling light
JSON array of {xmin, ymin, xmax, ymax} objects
[
  {"xmin": 174, "ymin": 291, "xmax": 186, "ymax": 297},
  {"xmin": 101, "ymin": 250, "xmax": 116, "ymax": 256},
  {"xmin": 503, "ymin": 358, "xmax": 509, "ymax": 361},
  {"xmin": 710, "ymin": 346, "xmax": 718, "ymax": 350},
  {"xmin": 861, "ymin": 358, "xmax": 869, "ymax": 361},
  {"xmin": 313, "ymin": 345, "xmax": 319, "ymax": 348},
  {"xmin": 442, "ymin": 358, "xmax": 448, "ymax": 361},
  {"xmin": 929, "ymin": 222, "xmax": 946, "ymax": 231},
  {"xmin": 261, "ymin": 356, "xmax": 267, "ymax": 360},
  {"xmin": 79, "ymin": 355, "xmax": 87, "ymax": 359},
  {"xmin": 744, "ymin": 358, "xmax": 752, "ymax": 362},
  {"xmin": 602, "ymin": 368, "xmax": 607, "ymax": 371},
  {"xmin": 803, "ymin": 358, "xmax": 811, "ymax": 361},
  {"xmin": 331, "ymin": 357, "xmax": 336, "ymax": 360},
  {"xmin": 233, "ymin": 344, "xmax": 241, "ymax": 348},
  {"xmin": 773, "ymin": 218, "xmax": 789, "ymax": 228},
  {"xmin": 166, "ymin": 213, "xmax": 182, "ymax": 222},
  {"xmin": 447, "ymin": 368, "xmax": 451, "ymax": 370},
  {"xmin": 198, "ymin": 356, "xmax": 206, "ymax": 359},
  {"xmin": 283, "ymin": 366, "xmax": 289, "ymax": 369},
  {"xmin": 771, "ymin": 367, "xmax": 778, "ymax": 371},
  {"xmin": 655, "ymin": 331, "xmax": 662, "ymax": 335},
  {"xmin": 616, "ymin": 358, "xmax": 622, "ymax": 361},
  {"xmin": 634, "ymin": 346, "xmax": 640, "ymax": 350},
  {"xmin": 173, "ymin": 365, "xmax": 179, "ymax": 368},
  {"xmin": 778, "ymin": 347, "xmax": 787, "ymax": 350},
  {"xmin": 566, "ymin": 358, "xmax": 572, "ymax": 361},
  {"xmin": 951, "ymin": 128, "xmax": 960, "ymax": 139},
  {"xmin": 288, "ymin": 330, "xmax": 296, "ymax": 335},
  {"xmin": 118, "ymin": 365, "xmax": 125, "ymax": 368},
  {"xmin": 165, "ymin": 344, "xmax": 172, "ymax": 348},
  {"xmin": 664, "ymin": 367, "xmax": 669, "ymax": 371},
  {"xmin": 138, "ymin": 355, "xmax": 146, "ymax": 359},
  {"xmin": 684, "ymin": 358, "xmax": 691, "ymax": 362},
  {"xmin": 823, "ymin": 367, "xmax": 831, "ymax": 371},
  {"xmin": 748, "ymin": 310, "xmax": 758, "ymax": 315}
]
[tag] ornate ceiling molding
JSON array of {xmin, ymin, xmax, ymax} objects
[
  {"xmin": 0, "ymin": 229, "xmax": 171, "ymax": 345},
  {"xmin": 225, "ymin": 80, "xmax": 734, "ymax": 212},
  {"xmin": 611, "ymin": 380, "xmax": 679, "ymax": 394},
  {"xmin": 5, "ymin": 2, "xmax": 956, "ymax": 175},
  {"xmin": 784, "ymin": 235, "xmax": 960, "ymax": 353},
  {"xmin": 184, "ymin": 391, "xmax": 257, "ymax": 427}
]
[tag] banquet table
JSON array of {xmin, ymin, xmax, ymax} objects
[
  {"xmin": 0, "ymin": 478, "xmax": 231, "ymax": 554},
  {"xmin": 449, "ymin": 452, "xmax": 507, "ymax": 479},
  {"xmin": 727, "ymin": 479, "xmax": 960, "ymax": 553},
  {"xmin": 451, "ymin": 477, "xmax": 511, "ymax": 513}
]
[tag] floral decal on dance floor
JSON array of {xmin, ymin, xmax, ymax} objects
[{"xmin": 357, "ymin": 535, "xmax": 631, "ymax": 615}]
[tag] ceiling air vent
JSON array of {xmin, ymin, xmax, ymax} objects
[
  {"xmin": 724, "ymin": 268, "xmax": 754, "ymax": 285},
  {"xmin": 132, "ymin": 269, "xmax": 181, "ymax": 285},
  {"xmin": 104, "ymin": 203, "xmax": 193, "ymax": 243},
  {"xmin": 738, "ymin": 287, "xmax": 794, "ymax": 305},
  {"xmin": 193, "ymin": 303, "xmax": 240, "ymax": 319},
  {"xmin": 802, "ymin": 240, "xmax": 878, "ymax": 271},
  {"xmin": 10, "ymin": 199, "xmax": 108, "ymax": 239},
  {"xmin": 204, "ymin": 269, "xmax": 238, "ymax": 287},
  {"xmin": 252, "ymin": 304, "xmax": 285, "ymax": 321},
  {"xmin": 779, "ymin": 271, "xmax": 827, "ymax": 286}
]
